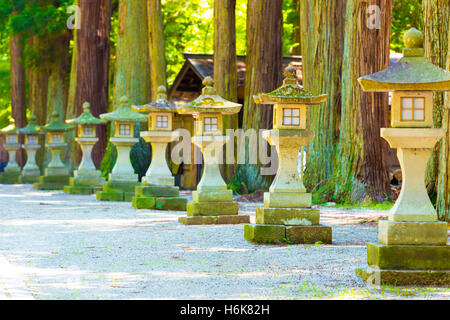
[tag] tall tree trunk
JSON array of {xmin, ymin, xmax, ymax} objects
[
  {"xmin": 74, "ymin": 0, "xmax": 112, "ymax": 168},
  {"xmin": 332, "ymin": 0, "xmax": 392, "ymax": 203},
  {"xmin": 148, "ymin": 0, "xmax": 167, "ymax": 99},
  {"xmin": 300, "ymin": 0, "xmax": 346, "ymax": 198},
  {"xmin": 231, "ymin": 0, "xmax": 283, "ymax": 193},
  {"xmin": 423, "ymin": 0, "xmax": 449, "ymax": 216},
  {"xmin": 214, "ymin": 0, "xmax": 238, "ymax": 182},
  {"xmin": 425, "ymin": 0, "xmax": 450, "ymax": 220},
  {"xmin": 10, "ymin": 31, "xmax": 26, "ymax": 167},
  {"xmin": 101, "ymin": 0, "xmax": 151, "ymax": 179}
]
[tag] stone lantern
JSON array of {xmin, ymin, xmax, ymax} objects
[
  {"xmin": 64, "ymin": 102, "xmax": 107, "ymax": 195},
  {"xmin": 244, "ymin": 66, "xmax": 331, "ymax": 244},
  {"xmin": 0, "ymin": 118, "xmax": 21, "ymax": 184},
  {"xmin": 96, "ymin": 96, "xmax": 147, "ymax": 202},
  {"xmin": 19, "ymin": 114, "xmax": 43, "ymax": 183},
  {"xmin": 356, "ymin": 28, "xmax": 450, "ymax": 285},
  {"xmin": 131, "ymin": 86, "xmax": 187, "ymax": 211},
  {"xmin": 177, "ymin": 77, "xmax": 250, "ymax": 225},
  {"xmin": 33, "ymin": 111, "xmax": 74, "ymax": 190}
]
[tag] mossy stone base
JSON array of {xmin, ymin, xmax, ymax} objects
[
  {"xmin": 178, "ymin": 215, "xmax": 250, "ymax": 225},
  {"xmin": 19, "ymin": 174, "xmax": 40, "ymax": 184},
  {"xmin": 103, "ymin": 180, "xmax": 141, "ymax": 194},
  {"xmin": 187, "ymin": 202, "xmax": 239, "ymax": 216},
  {"xmin": 367, "ymin": 243, "xmax": 450, "ymax": 270},
  {"xmin": 135, "ymin": 185, "xmax": 179, "ymax": 197},
  {"xmin": 264, "ymin": 192, "xmax": 312, "ymax": 208},
  {"xmin": 244, "ymin": 224, "xmax": 332, "ymax": 244},
  {"xmin": 33, "ymin": 175, "xmax": 70, "ymax": 190},
  {"xmin": 63, "ymin": 185, "xmax": 95, "ymax": 195},
  {"xmin": 378, "ymin": 221, "xmax": 448, "ymax": 245},
  {"xmin": 132, "ymin": 196, "xmax": 187, "ymax": 211},
  {"xmin": 0, "ymin": 170, "xmax": 21, "ymax": 184},
  {"xmin": 96, "ymin": 191, "xmax": 126, "ymax": 202},
  {"xmin": 356, "ymin": 267, "xmax": 450, "ymax": 286},
  {"xmin": 192, "ymin": 190, "xmax": 233, "ymax": 203},
  {"xmin": 255, "ymin": 207, "xmax": 320, "ymax": 225}
]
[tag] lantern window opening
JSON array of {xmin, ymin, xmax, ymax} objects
[
  {"xmin": 401, "ymin": 97, "xmax": 425, "ymax": 121},
  {"xmin": 204, "ymin": 117, "xmax": 218, "ymax": 132},
  {"xmin": 51, "ymin": 134, "xmax": 63, "ymax": 142},
  {"xmin": 119, "ymin": 124, "xmax": 131, "ymax": 136},
  {"xmin": 283, "ymin": 108, "xmax": 300, "ymax": 126},
  {"xmin": 7, "ymin": 135, "xmax": 17, "ymax": 144},
  {"xmin": 83, "ymin": 126, "xmax": 94, "ymax": 136},
  {"xmin": 27, "ymin": 135, "xmax": 37, "ymax": 144},
  {"xmin": 156, "ymin": 115, "xmax": 169, "ymax": 128}
]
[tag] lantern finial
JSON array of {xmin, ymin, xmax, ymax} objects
[{"xmin": 403, "ymin": 28, "xmax": 423, "ymax": 49}]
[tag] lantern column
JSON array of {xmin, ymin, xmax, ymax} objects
[
  {"xmin": 33, "ymin": 111, "xmax": 74, "ymax": 190},
  {"xmin": 96, "ymin": 96, "xmax": 147, "ymax": 202},
  {"xmin": 356, "ymin": 28, "xmax": 450, "ymax": 285},
  {"xmin": 131, "ymin": 86, "xmax": 187, "ymax": 211},
  {"xmin": 19, "ymin": 114, "xmax": 43, "ymax": 183},
  {"xmin": 177, "ymin": 77, "xmax": 250, "ymax": 225},
  {"xmin": 64, "ymin": 102, "xmax": 106, "ymax": 195},
  {"xmin": 0, "ymin": 119, "xmax": 21, "ymax": 184},
  {"xmin": 244, "ymin": 66, "xmax": 332, "ymax": 244}
]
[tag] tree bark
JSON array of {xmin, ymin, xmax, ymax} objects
[
  {"xmin": 300, "ymin": 0, "xmax": 346, "ymax": 198},
  {"xmin": 74, "ymin": 0, "xmax": 112, "ymax": 168},
  {"xmin": 332, "ymin": 0, "xmax": 393, "ymax": 203},
  {"xmin": 214, "ymin": 0, "xmax": 238, "ymax": 182},
  {"xmin": 148, "ymin": 0, "xmax": 167, "ymax": 99},
  {"xmin": 231, "ymin": 0, "xmax": 283, "ymax": 193},
  {"xmin": 423, "ymin": 0, "xmax": 449, "ymax": 218},
  {"xmin": 10, "ymin": 31, "xmax": 27, "ymax": 167}
]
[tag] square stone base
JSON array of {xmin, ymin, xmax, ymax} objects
[
  {"xmin": 0, "ymin": 170, "xmax": 21, "ymax": 184},
  {"xmin": 264, "ymin": 192, "xmax": 312, "ymax": 208},
  {"xmin": 178, "ymin": 215, "xmax": 250, "ymax": 225},
  {"xmin": 135, "ymin": 185, "xmax": 179, "ymax": 197},
  {"xmin": 187, "ymin": 202, "xmax": 239, "ymax": 216},
  {"xmin": 192, "ymin": 190, "xmax": 233, "ymax": 202},
  {"xmin": 19, "ymin": 174, "xmax": 40, "ymax": 184},
  {"xmin": 33, "ymin": 174, "xmax": 70, "ymax": 190},
  {"xmin": 63, "ymin": 185, "xmax": 96, "ymax": 195},
  {"xmin": 367, "ymin": 243, "xmax": 450, "ymax": 270},
  {"xmin": 378, "ymin": 221, "xmax": 448, "ymax": 245},
  {"xmin": 96, "ymin": 191, "xmax": 134, "ymax": 202},
  {"xmin": 132, "ymin": 196, "xmax": 187, "ymax": 211},
  {"xmin": 356, "ymin": 267, "xmax": 450, "ymax": 286},
  {"xmin": 255, "ymin": 207, "xmax": 320, "ymax": 225},
  {"xmin": 244, "ymin": 224, "xmax": 332, "ymax": 245}
]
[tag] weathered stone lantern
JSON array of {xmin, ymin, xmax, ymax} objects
[
  {"xmin": 19, "ymin": 114, "xmax": 43, "ymax": 183},
  {"xmin": 244, "ymin": 66, "xmax": 331, "ymax": 244},
  {"xmin": 0, "ymin": 118, "xmax": 21, "ymax": 184},
  {"xmin": 64, "ymin": 102, "xmax": 107, "ymax": 195},
  {"xmin": 131, "ymin": 86, "xmax": 187, "ymax": 211},
  {"xmin": 96, "ymin": 96, "xmax": 147, "ymax": 202},
  {"xmin": 177, "ymin": 77, "xmax": 250, "ymax": 224},
  {"xmin": 356, "ymin": 28, "xmax": 450, "ymax": 285},
  {"xmin": 33, "ymin": 111, "xmax": 74, "ymax": 190}
]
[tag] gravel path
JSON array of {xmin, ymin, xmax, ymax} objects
[{"xmin": 0, "ymin": 184, "xmax": 448, "ymax": 300}]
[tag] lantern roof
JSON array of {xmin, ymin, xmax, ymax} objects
[
  {"xmin": 100, "ymin": 96, "xmax": 147, "ymax": 122},
  {"xmin": 1, "ymin": 118, "xmax": 19, "ymax": 134},
  {"xmin": 359, "ymin": 28, "xmax": 450, "ymax": 92},
  {"xmin": 253, "ymin": 66, "xmax": 328, "ymax": 105},
  {"xmin": 177, "ymin": 77, "xmax": 242, "ymax": 115},
  {"xmin": 40, "ymin": 111, "xmax": 74, "ymax": 132},
  {"xmin": 132, "ymin": 86, "xmax": 179, "ymax": 113},
  {"xmin": 66, "ymin": 102, "xmax": 106, "ymax": 125},
  {"xmin": 19, "ymin": 114, "xmax": 42, "ymax": 135}
]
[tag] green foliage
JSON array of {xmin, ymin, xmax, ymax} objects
[
  {"xmin": 130, "ymin": 137, "xmax": 151, "ymax": 180},
  {"xmin": 228, "ymin": 164, "xmax": 271, "ymax": 194},
  {"xmin": 282, "ymin": 0, "xmax": 299, "ymax": 55},
  {"xmin": 391, "ymin": 0, "xmax": 423, "ymax": 52},
  {"xmin": 0, "ymin": 56, "xmax": 11, "ymax": 129}
]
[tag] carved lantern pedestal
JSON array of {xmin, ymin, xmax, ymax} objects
[
  {"xmin": 33, "ymin": 111, "xmax": 74, "ymax": 190},
  {"xmin": 244, "ymin": 67, "xmax": 331, "ymax": 244},
  {"xmin": 64, "ymin": 102, "xmax": 107, "ymax": 195},
  {"xmin": 96, "ymin": 96, "xmax": 147, "ymax": 202},
  {"xmin": 19, "ymin": 114, "xmax": 43, "ymax": 184},
  {"xmin": 131, "ymin": 86, "xmax": 187, "ymax": 211},
  {"xmin": 177, "ymin": 77, "xmax": 250, "ymax": 225},
  {"xmin": 0, "ymin": 119, "xmax": 21, "ymax": 184},
  {"xmin": 356, "ymin": 28, "xmax": 450, "ymax": 286}
]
